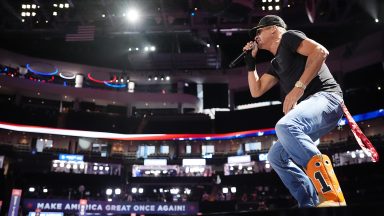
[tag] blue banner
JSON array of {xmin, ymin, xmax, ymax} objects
[
  {"xmin": 23, "ymin": 199, "xmax": 199, "ymax": 215},
  {"xmin": 8, "ymin": 189, "xmax": 22, "ymax": 216},
  {"xmin": 58, "ymin": 154, "xmax": 84, "ymax": 162}
]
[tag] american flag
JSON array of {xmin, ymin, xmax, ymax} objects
[{"xmin": 65, "ymin": 25, "xmax": 95, "ymax": 42}]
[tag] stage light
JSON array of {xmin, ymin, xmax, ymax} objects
[
  {"xmin": 128, "ymin": 81, "xmax": 135, "ymax": 93},
  {"xmin": 29, "ymin": 187, "xmax": 35, "ymax": 192},
  {"xmin": 265, "ymin": 163, "xmax": 271, "ymax": 169},
  {"xmin": 184, "ymin": 188, "xmax": 191, "ymax": 195},
  {"xmin": 59, "ymin": 4, "xmax": 64, "ymax": 8},
  {"xmin": 43, "ymin": 188, "xmax": 48, "ymax": 193},
  {"xmin": 53, "ymin": 11, "xmax": 58, "ymax": 16},
  {"xmin": 138, "ymin": 188, "xmax": 144, "ymax": 193},
  {"xmin": 131, "ymin": 187, "xmax": 137, "ymax": 193},
  {"xmin": 165, "ymin": 76, "xmax": 170, "ymax": 81},
  {"xmin": 127, "ymin": 8, "xmax": 140, "ymax": 23},
  {"xmin": 115, "ymin": 188, "xmax": 121, "ymax": 195},
  {"xmin": 150, "ymin": 46, "xmax": 156, "ymax": 51},
  {"xmin": 22, "ymin": 4, "xmax": 27, "ymax": 9},
  {"xmin": 375, "ymin": 18, "xmax": 379, "ymax": 23},
  {"xmin": 230, "ymin": 187, "xmax": 237, "ymax": 193},
  {"xmin": 106, "ymin": 188, "xmax": 113, "ymax": 196},
  {"xmin": 170, "ymin": 188, "xmax": 179, "ymax": 194},
  {"xmin": 64, "ymin": 3, "xmax": 69, "ymax": 8},
  {"xmin": 222, "ymin": 187, "xmax": 228, "ymax": 194},
  {"xmin": 359, "ymin": 151, "xmax": 365, "ymax": 158}
]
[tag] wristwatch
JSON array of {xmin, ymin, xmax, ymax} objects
[{"xmin": 294, "ymin": 81, "xmax": 306, "ymax": 90}]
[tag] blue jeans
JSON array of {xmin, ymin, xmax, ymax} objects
[{"xmin": 267, "ymin": 91, "xmax": 343, "ymax": 207}]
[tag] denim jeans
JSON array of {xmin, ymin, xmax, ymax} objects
[{"xmin": 267, "ymin": 91, "xmax": 343, "ymax": 207}]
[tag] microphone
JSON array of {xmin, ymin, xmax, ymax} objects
[
  {"xmin": 228, "ymin": 50, "xmax": 249, "ymax": 68},
  {"xmin": 228, "ymin": 41, "xmax": 255, "ymax": 68}
]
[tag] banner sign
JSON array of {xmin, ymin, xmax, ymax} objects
[
  {"xmin": 8, "ymin": 189, "xmax": 22, "ymax": 216},
  {"xmin": 58, "ymin": 154, "xmax": 84, "ymax": 162},
  {"xmin": 28, "ymin": 212, "xmax": 63, "ymax": 216},
  {"xmin": 23, "ymin": 199, "xmax": 198, "ymax": 215}
]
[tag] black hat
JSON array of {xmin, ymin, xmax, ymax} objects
[{"xmin": 249, "ymin": 15, "xmax": 287, "ymax": 38}]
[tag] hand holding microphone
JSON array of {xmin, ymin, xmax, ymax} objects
[
  {"xmin": 229, "ymin": 41, "xmax": 258, "ymax": 69},
  {"xmin": 243, "ymin": 41, "xmax": 258, "ymax": 56}
]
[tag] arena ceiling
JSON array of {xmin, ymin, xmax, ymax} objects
[{"xmin": 0, "ymin": 0, "xmax": 382, "ymax": 77}]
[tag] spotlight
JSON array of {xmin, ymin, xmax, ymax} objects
[
  {"xmin": 131, "ymin": 187, "xmax": 137, "ymax": 193},
  {"xmin": 138, "ymin": 188, "xmax": 144, "ymax": 193},
  {"xmin": 126, "ymin": 8, "xmax": 140, "ymax": 23},
  {"xmin": 230, "ymin": 187, "xmax": 237, "ymax": 193},
  {"xmin": 222, "ymin": 187, "xmax": 228, "ymax": 194},
  {"xmin": 115, "ymin": 188, "xmax": 121, "ymax": 195},
  {"xmin": 106, "ymin": 188, "xmax": 113, "ymax": 196}
]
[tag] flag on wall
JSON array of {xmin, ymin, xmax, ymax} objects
[{"xmin": 65, "ymin": 25, "xmax": 95, "ymax": 42}]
